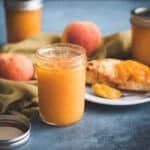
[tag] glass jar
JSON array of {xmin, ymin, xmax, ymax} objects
[
  {"xmin": 35, "ymin": 43, "xmax": 86, "ymax": 126},
  {"xmin": 131, "ymin": 7, "xmax": 150, "ymax": 66},
  {"xmin": 4, "ymin": 0, "xmax": 42, "ymax": 43}
]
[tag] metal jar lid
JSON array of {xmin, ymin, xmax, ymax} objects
[
  {"xmin": 0, "ymin": 115, "xmax": 31, "ymax": 149},
  {"xmin": 131, "ymin": 7, "xmax": 150, "ymax": 28},
  {"xmin": 4, "ymin": 0, "xmax": 43, "ymax": 11}
]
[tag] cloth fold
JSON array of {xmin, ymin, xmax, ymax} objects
[
  {"xmin": 0, "ymin": 79, "xmax": 38, "ymax": 120},
  {"xmin": 2, "ymin": 32, "xmax": 61, "ymax": 61},
  {"xmin": 89, "ymin": 30, "xmax": 131, "ymax": 60},
  {"xmin": 0, "ymin": 31, "xmax": 132, "ymax": 120}
]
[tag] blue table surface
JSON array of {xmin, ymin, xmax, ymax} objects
[{"xmin": 0, "ymin": 0, "xmax": 150, "ymax": 150}]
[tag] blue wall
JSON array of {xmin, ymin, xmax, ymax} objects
[{"xmin": 0, "ymin": 0, "xmax": 150, "ymax": 43}]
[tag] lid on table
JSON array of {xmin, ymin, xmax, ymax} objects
[
  {"xmin": 0, "ymin": 115, "xmax": 31, "ymax": 149},
  {"xmin": 131, "ymin": 7, "xmax": 150, "ymax": 27},
  {"xmin": 4, "ymin": 0, "xmax": 43, "ymax": 11}
]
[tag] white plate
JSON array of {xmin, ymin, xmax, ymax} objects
[{"xmin": 85, "ymin": 86, "xmax": 150, "ymax": 106}]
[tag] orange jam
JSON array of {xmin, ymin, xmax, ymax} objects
[
  {"xmin": 4, "ymin": 0, "xmax": 42, "ymax": 43},
  {"xmin": 131, "ymin": 7, "xmax": 150, "ymax": 66},
  {"xmin": 116, "ymin": 60, "xmax": 150, "ymax": 84},
  {"xmin": 35, "ymin": 44, "xmax": 86, "ymax": 126}
]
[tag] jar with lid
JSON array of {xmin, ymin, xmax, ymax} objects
[
  {"xmin": 131, "ymin": 7, "xmax": 150, "ymax": 66},
  {"xmin": 4, "ymin": 0, "xmax": 42, "ymax": 43}
]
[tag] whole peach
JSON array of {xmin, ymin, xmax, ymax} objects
[
  {"xmin": 62, "ymin": 22, "xmax": 102, "ymax": 56},
  {"xmin": 0, "ymin": 53, "xmax": 34, "ymax": 81}
]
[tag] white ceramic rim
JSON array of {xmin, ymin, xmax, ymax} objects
[{"xmin": 85, "ymin": 86, "xmax": 150, "ymax": 106}]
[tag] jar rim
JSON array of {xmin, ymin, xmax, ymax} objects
[
  {"xmin": 36, "ymin": 43, "xmax": 86, "ymax": 60},
  {"xmin": 131, "ymin": 7, "xmax": 150, "ymax": 28},
  {"xmin": 35, "ymin": 43, "xmax": 86, "ymax": 68},
  {"xmin": 131, "ymin": 7, "xmax": 150, "ymax": 18},
  {"xmin": 4, "ymin": 0, "xmax": 43, "ymax": 11}
]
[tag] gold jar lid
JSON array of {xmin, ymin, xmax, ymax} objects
[
  {"xmin": 131, "ymin": 7, "xmax": 150, "ymax": 28},
  {"xmin": 4, "ymin": 0, "xmax": 43, "ymax": 11}
]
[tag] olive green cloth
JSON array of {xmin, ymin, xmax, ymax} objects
[
  {"xmin": 89, "ymin": 30, "xmax": 131, "ymax": 60},
  {"xmin": 0, "ymin": 79, "xmax": 38, "ymax": 120},
  {"xmin": 0, "ymin": 31, "xmax": 131, "ymax": 120},
  {"xmin": 1, "ymin": 31, "xmax": 131, "ymax": 61},
  {"xmin": 2, "ymin": 32, "xmax": 61, "ymax": 61}
]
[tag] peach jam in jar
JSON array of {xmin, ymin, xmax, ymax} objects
[
  {"xmin": 4, "ymin": 0, "xmax": 42, "ymax": 43},
  {"xmin": 131, "ymin": 7, "xmax": 150, "ymax": 66},
  {"xmin": 35, "ymin": 43, "xmax": 86, "ymax": 126}
]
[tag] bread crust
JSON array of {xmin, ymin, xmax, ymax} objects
[{"xmin": 86, "ymin": 59, "xmax": 150, "ymax": 92}]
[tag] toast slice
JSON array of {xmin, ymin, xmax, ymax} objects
[{"xmin": 86, "ymin": 59, "xmax": 150, "ymax": 92}]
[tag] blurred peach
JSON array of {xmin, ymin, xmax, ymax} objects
[
  {"xmin": 62, "ymin": 21, "xmax": 102, "ymax": 56},
  {"xmin": 0, "ymin": 53, "xmax": 34, "ymax": 81}
]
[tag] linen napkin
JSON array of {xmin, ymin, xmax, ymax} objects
[
  {"xmin": 88, "ymin": 30, "xmax": 131, "ymax": 60},
  {"xmin": 0, "ymin": 79, "xmax": 38, "ymax": 120},
  {"xmin": 2, "ymin": 32, "xmax": 61, "ymax": 61}
]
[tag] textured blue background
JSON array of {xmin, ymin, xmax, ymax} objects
[{"xmin": 1, "ymin": 0, "xmax": 150, "ymax": 150}]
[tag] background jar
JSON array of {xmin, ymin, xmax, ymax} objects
[
  {"xmin": 4, "ymin": 0, "xmax": 42, "ymax": 43},
  {"xmin": 35, "ymin": 43, "xmax": 86, "ymax": 126},
  {"xmin": 131, "ymin": 7, "xmax": 150, "ymax": 66}
]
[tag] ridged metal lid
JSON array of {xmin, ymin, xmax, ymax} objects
[
  {"xmin": 0, "ymin": 115, "xmax": 31, "ymax": 149},
  {"xmin": 131, "ymin": 7, "xmax": 150, "ymax": 28},
  {"xmin": 4, "ymin": 0, "xmax": 43, "ymax": 11}
]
